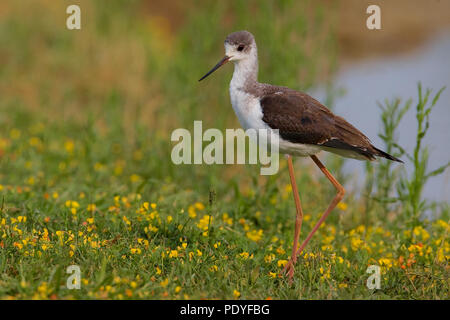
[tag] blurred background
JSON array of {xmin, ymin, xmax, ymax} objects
[{"xmin": 0, "ymin": 0, "xmax": 449, "ymax": 201}]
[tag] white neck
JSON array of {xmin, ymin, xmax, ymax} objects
[{"xmin": 230, "ymin": 49, "xmax": 259, "ymax": 89}]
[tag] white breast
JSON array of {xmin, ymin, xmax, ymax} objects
[{"xmin": 229, "ymin": 86, "xmax": 267, "ymax": 131}]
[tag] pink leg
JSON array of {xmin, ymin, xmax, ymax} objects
[
  {"xmin": 283, "ymin": 155, "xmax": 304, "ymax": 281},
  {"xmin": 293, "ymin": 155, "xmax": 345, "ymax": 259}
]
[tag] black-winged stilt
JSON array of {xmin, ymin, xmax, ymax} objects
[{"xmin": 199, "ymin": 30, "xmax": 402, "ymax": 281}]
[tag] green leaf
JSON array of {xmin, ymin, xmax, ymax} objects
[{"xmin": 425, "ymin": 162, "xmax": 450, "ymax": 179}]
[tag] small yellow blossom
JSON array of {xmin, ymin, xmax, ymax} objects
[
  {"xmin": 160, "ymin": 278, "xmax": 169, "ymax": 288},
  {"xmin": 222, "ymin": 213, "xmax": 233, "ymax": 225},
  {"xmin": 277, "ymin": 260, "xmax": 288, "ymax": 267},
  {"xmin": 209, "ymin": 265, "xmax": 218, "ymax": 272},
  {"xmin": 130, "ymin": 248, "xmax": 142, "ymax": 255},
  {"xmin": 337, "ymin": 202, "xmax": 348, "ymax": 211},
  {"xmin": 169, "ymin": 250, "xmax": 178, "ymax": 258},
  {"xmin": 246, "ymin": 229, "xmax": 263, "ymax": 242},
  {"xmin": 194, "ymin": 202, "xmax": 205, "ymax": 210}
]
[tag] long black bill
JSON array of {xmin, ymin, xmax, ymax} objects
[{"xmin": 198, "ymin": 56, "xmax": 230, "ymax": 81}]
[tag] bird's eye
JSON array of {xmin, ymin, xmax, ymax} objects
[{"xmin": 237, "ymin": 45, "xmax": 245, "ymax": 51}]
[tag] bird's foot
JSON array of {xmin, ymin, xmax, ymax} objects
[{"xmin": 282, "ymin": 259, "xmax": 296, "ymax": 284}]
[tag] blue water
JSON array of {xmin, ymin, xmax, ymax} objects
[{"xmin": 314, "ymin": 32, "xmax": 450, "ymax": 202}]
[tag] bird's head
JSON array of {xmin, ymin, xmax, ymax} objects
[{"xmin": 199, "ymin": 30, "xmax": 256, "ymax": 81}]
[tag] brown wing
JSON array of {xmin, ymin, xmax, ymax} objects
[{"xmin": 260, "ymin": 91, "xmax": 402, "ymax": 162}]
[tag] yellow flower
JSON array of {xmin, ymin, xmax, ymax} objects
[
  {"xmin": 90, "ymin": 241, "xmax": 99, "ymax": 248},
  {"xmin": 123, "ymin": 216, "xmax": 131, "ymax": 225},
  {"xmin": 188, "ymin": 206, "xmax": 197, "ymax": 218},
  {"xmin": 87, "ymin": 204, "xmax": 96, "ymax": 212},
  {"xmin": 277, "ymin": 260, "xmax": 288, "ymax": 267},
  {"xmin": 37, "ymin": 282, "xmax": 48, "ymax": 294},
  {"xmin": 194, "ymin": 202, "xmax": 205, "ymax": 210},
  {"xmin": 209, "ymin": 265, "xmax": 218, "ymax": 272},
  {"xmin": 130, "ymin": 248, "xmax": 142, "ymax": 255},
  {"xmin": 14, "ymin": 242, "xmax": 23, "ymax": 250},
  {"xmin": 64, "ymin": 139, "xmax": 75, "ymax": 153},
  {"xmin": 337, "ymin": 202, "xmax": 348, "ymax": 211},
  {"xmin": 285, "ymin": 184, "xmax": 292, "ymax": 193},
  {"xmin": 65, "ymin": 200, "xmax": 80, "ymax": 209},
  {"xmin": 197, "ymin": 215, "xmax": 212, "ymax": 231},
  {"xmin": 10, "ymin": 128, "xmax": 21, "ymax": 139},
  {"xmin": 222, "ymin": 213, "xmax": 233, "ymax": 225},
  {"xmin": 233, "ymin": 290, "xmax": 241, "ymax": 298},
  {"xmin": 246, "ymin": 229, "xmax": 263, "ymax": 242},
  {"xmin": 435, "ymin": 219, "xmax": 448, "ymax": 230},
  {"xmin": 269, "ymin": 272, "xmax": 277, "ymax": 278},
  {"xmin": 413, "ymin": 226, "xmax": 430, "ymax": 241},
  {"xmin": 264, "ymin": 254, "xmax": 275, "ymax": 263},
  {"xmin": 350, "ymin": 237, "xmax": 364, "ymax": 251},
  {"xmin": 26, "ymin": 176, "xmax": 35, "ymax": 185},
  {"xmin": 130, "ymin": 174, "xmax": 142, "ymax": 183},
  {"xmin": 239, "ymin": 252, "xmax": 250, "ymax": 259},
  {"xmin": 175, "ymin": 286, "xmax": 182, "ymax": 293},
  {"xmin": 379, "ymin": 258, "xmax": 393, "ymax": 269},
  {"xmin": 160, "ymin": 278, "xmax": 169, "ymax": 288},
  {"xmin": 169, "ymin": 250, "xmax": 178, "ymax": 258}
]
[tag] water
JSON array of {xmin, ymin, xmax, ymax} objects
[{"xmin": 315, "ymin": 32, "xmax": 450, "ymax": 202}]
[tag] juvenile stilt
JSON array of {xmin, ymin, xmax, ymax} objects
[{"xmin": 198, "ymin": 30, "xmax": 403, "ymax": 283}]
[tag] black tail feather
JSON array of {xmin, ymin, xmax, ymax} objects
[{"xmin": 373, "ymin": 146, "xmax": 404, "ymax": 163}]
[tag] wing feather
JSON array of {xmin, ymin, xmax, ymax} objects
[{"xmin": 260, "ymin": 90, "xmax": 402, "ymax": 162}]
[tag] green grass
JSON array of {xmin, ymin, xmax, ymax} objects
[{"xmin": 0, "ymin": 0, "xmax": 448, "ymax": 299}]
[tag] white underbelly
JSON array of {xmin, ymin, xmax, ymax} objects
[{"xmin": 278, "ymin": 138, "xmax": 322, "ymax": 157}]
